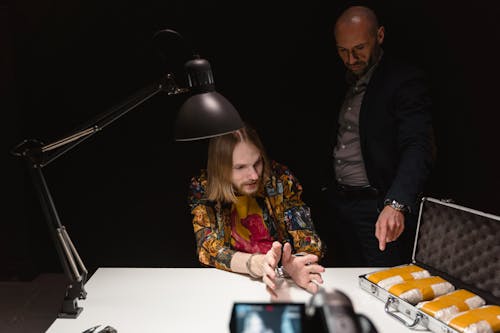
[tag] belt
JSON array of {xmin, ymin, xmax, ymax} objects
[{"xmin": 333, "ymin": 183, "xmax": 379, "ymax": 199}]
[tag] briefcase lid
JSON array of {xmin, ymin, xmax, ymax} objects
[{"xmin": 412, "ymin": 197, "xmax": 500, "ymax": 305}]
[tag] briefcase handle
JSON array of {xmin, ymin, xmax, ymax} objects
[{"xmin": 384, "ymin": 296, "xmax": 425, "ymax": 328}]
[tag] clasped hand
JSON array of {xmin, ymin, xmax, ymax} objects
[{"xmin": 262, "ymin": 241, "xmax": 325, "ymax": 295}]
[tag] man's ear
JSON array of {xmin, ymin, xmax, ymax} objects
[{"xmin": 377, "ymin": 26, "xmax": 385, "ymax": 45}]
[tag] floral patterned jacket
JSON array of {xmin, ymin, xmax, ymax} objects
[{"xmin": 188, "ymin": 161, "xmax": 324, "ymax": 271}]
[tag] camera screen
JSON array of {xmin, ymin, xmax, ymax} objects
[{"xmin": 230, "ymin": 303, "xmax": 305, "ymax": 333}]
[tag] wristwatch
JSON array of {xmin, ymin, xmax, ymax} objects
[{"xmin": 384, "ymin": 199, "xmax": 411, "ymax": 213}]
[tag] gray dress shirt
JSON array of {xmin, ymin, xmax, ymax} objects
[{"xmin": 333, "ymin": 54, "xmax": 382, "ymax": 186}]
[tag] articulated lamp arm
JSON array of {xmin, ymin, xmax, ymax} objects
[{"xmin": 11, "ymin": 32, "xmax": 243, "ymax": 317}]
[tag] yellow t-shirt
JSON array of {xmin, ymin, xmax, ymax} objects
[{"xmin": 230, "ymin": 196, "xmax": 273, "ymax": 254}]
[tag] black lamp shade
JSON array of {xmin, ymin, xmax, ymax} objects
[{"xmin": 174, "ymin": 91, "xmax": 244, "ymax": 141}]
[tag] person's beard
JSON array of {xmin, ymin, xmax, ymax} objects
[
  {"xmin": 235, "ymin": 179, "xmax": 261, "ymax": 196},
  {"xmin": 349, "ymin": 46, "xmax": 381, "ymax": 77},
  {"xmin": 348, "ymin": 61, "xmax": 368, "ymax": 77}
]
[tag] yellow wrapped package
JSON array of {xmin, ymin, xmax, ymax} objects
[
  {"xmin": 366, "ymin": 264, "xmax": 431, "ymax": 289},
  {"xmin": 417, "ymin": 289, "xmax": 486, "ymax": 322},
  {"xmin": 446, "ymin": 305, "xmax": 500, "ymax": 333},
  {"xmin": 388, "ymin": 276, "xmax": 455, "ymax": 304}
]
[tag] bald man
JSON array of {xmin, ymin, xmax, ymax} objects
[{"xmin": 325, "ymin": 6, "xmax": 434, "ymax": 267}]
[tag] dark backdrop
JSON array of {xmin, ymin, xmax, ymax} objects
[{"xmin": 3, "ymin": 0, "xmax": 500, "ymax": 279}]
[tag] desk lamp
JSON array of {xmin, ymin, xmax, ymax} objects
[{"xmin": 11, "ymin": 29, "xmax": 243, "ymax": 318}]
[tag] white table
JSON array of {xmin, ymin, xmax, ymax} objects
[{"xmin": 46, "ymin": 267, "xmax": 423, "ymax": 333}]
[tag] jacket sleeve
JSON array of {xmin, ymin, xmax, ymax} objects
[
  {"xmin": 188, "ymin": 173, "xmax": 235, "ymax": 271},
  {"xmin": 273, "ymin": 162, "xmax": 325, "ymax": 258},
  {"xmin": 386, "ymin": 70, "xmax": 434, "ymax": 212}
]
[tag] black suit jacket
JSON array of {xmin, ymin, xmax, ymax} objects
[{"xmin": 331, "ymin": 54, "xmax": 434, "ymax": 212}]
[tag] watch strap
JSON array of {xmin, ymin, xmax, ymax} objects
[{"xmin": 384, "ymin": 199, "xmax": 411, "ymax": 213}]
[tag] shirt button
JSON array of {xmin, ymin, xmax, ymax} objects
[
  {"xmin": 347, "ymin": 107, "xmax": 352, "ymax": 111},
  {"xmin": 337, "ymin": 177, "xmax": 342, "ymax": 182},
  {"xmin": 337, "ymin": 159, "xmax": 341, "ymax": 164},
  {"xmin": 347, "ymin": 125, "xmax": 352, "ymax": 130},
  {"xmin": 341, "ymin": 144, "xmax": 346, "ymax": 149}
]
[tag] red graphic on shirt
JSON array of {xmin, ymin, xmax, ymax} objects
[{"xmin": 231, "ymin": 212, "xmax": 273, "ymax": 254}]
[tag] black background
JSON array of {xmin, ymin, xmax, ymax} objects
[{"xmin": 3, "ymin": 0, "xmax": 500, "ymax": 279}]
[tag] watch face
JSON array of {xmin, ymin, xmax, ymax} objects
[{"xmin": 384, "ymin": 199, "xmax": 409, "ymax": 213}]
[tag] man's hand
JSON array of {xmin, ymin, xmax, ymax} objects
[
  {"xmin": 261, "ymin": 241, "xmax": 283, "ymax": 293},
  {"xmin": 281, "ymin": 242, "xmax": 325, "ymax": 294},
  {"xmin": 262, "ymin": 241, "xmax": 325, "ymax": 295},
  {"xmin": 375, "ymin": 205, "xmax": 405, "ymax": 251}
]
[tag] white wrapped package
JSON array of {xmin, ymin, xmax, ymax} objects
[
  {"xmin": 417, "ymin": 289, "xmax": 486, "ymax": 322},
  {"xmin": 388, "ymin": 276, "xmax": 455, "ymax": 305},
  {"xmin": 366, "ymin": 264, "xmax": 431, "ymax": 289},
  {"xmin": 446, "ymin": 305, "xmax": 500, "ymax": 333}
]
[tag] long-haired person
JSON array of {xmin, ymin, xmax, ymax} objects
[{"xmin": 188, "ymin": 125, "xmax": 325, "ymax": 294}]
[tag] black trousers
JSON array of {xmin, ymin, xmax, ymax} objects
[{"xmin": 321, "ymin": 187, "xmax": 417, "ymax": 267}]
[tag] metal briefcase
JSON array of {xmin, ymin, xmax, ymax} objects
[{"xmin": 359, "ymin": 197, "xmax": 500, "ymax": 333}]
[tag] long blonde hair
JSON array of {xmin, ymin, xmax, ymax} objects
[{"xmin": 206, "ymin": 125, "xmax": 270, "ymax": 203}]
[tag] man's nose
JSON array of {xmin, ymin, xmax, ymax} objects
[
  {"xmin": 248, "ymin": 167, "xmax": 259, "ymax": 180},
  {"xmin": 347, "ymin": 50, "xmax": 359, "ymax": 64}
]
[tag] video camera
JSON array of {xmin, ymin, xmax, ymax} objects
[{"xmin": 230, "ymin": 289, "xmax": 377, "ymax": 333}]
